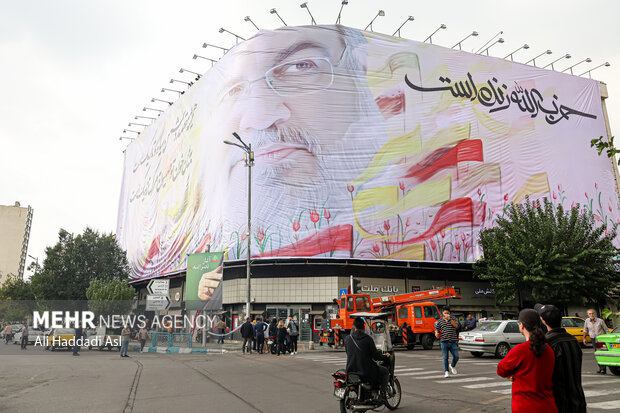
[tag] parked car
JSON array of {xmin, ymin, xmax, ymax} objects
[
  {"xmin": 561, "ymin": 317, "xmax": 612, "ymax": 346},
  {"xmin": 12, "ymin": 327, "xmax": 46, "ymax": 344},
  {"xmin": 459, "ymin": 320, "xmax": 526, "ymax": 358},
  {"xmin": 593, "ymin": 324, "xmax": 620, "ymax": 376},
  {"xmin": 88, "ymin": 326, "xmax": 121, "ymax": 351},
  {"xmin": 45, "ymin": 328, "xmax": 75, "ymax": 351}
]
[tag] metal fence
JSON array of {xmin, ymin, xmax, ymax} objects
[{"xmin": 151, "ymin": 332, "xmax": 192, "ymax": 348}]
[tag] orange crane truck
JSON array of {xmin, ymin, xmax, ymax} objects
[{"xmin": 323, "ymin": 286, "xmax": 461, "ymax": 350}]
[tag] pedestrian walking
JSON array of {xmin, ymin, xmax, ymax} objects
[
  {"xmin": 20, "ymin": 323, "xmax": 29, "ymax": 349},
  {"xmin": 120, "ymin": 323, "xmax": 131, "ymax": 358},
  {"xmin": 138, "ymin": 326, "xmax": 150, "ymax": 351},
  {"xmin": 497, "ymin": 308, "xmax": 557, "ymax": 413},
  {"xmin": 73, "ymin": 325, "xmax": 82, "ymax": 356},
  {"xmin": 583, "ymin": 309, "xmax": 609, "ymax": 374},
  {"xmin": 538, "ymin": 305, "xmax": 586, "ymax": 413},
  {"xmin": 287, "ymin": 316, "xmax": 299, "ymax": 355},
  {"xmin": 240, "ymin": 317, "xmax": 254, "ymax": 354},
  {"xmin": 434, "ymin": 307, "xmax": 459, "ymax": 378},
  {"xmin": 276, "ymin": 320, "xmax": 288, "ymax": 356},
  {"xmin": 217, "ymin": 318, "xmax": 226, "ymax": 344},
  {"xmin": 253, "ymin": 317, "xmax": 268, "ymax": 354},
  {"xmin": 4, "ymin": 324, "xmax": 12, "ymax": 344}
]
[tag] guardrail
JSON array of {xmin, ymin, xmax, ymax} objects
[{"xmin": 151, "ymin": 332, "xmax": 192, "ymax": 348}]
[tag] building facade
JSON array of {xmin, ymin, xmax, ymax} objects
[{"xmin": 0, "ymin": 202, "xmax": 33, "ymax": 285}]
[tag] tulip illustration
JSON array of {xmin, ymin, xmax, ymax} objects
[
  {"xmin": 309, "ymin": 210, "xmax": 320, "ymax": 223},
  {"xmin": 257, "ymin": 227, "xmax": 265, "ymax": 243},
  {"xmin": 504, "ymin": 193, "xmax": 509, "ymax": 202},
  {"xmin": 323, "ymin": 208, "xmax": 331, "ymax": 221},
  {"xmin": 399, "ymin": 181, "xmax": 406, "ymax": 191},
  {"xmin": 372, "ymin": 244, "xmax": 380, "ymax": 253},
  {"xmin": 455, "ymin": 243, "xmax": 460, "ymax": 250},
  {"xmin": 430, "ymin": 238, "xmax": 436, "ymax": 250},
  {"xmin": 440, "ymin": 230, "xmax": 446, "ymax": 238},
  {"xmin": 292, "ymin": 219, "xmax": 301, "ymax": 232},
  {"xmin": 347, "ymin": 184, "xmax": 354, "ymax": 193},
  {"xmin": 384, "ymin": 220, "xmax": 391, "ymax": 232}
]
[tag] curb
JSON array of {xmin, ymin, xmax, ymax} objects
[{"xmin": 139, "ymin": 346, "xmax": 227, "ymax": 354}]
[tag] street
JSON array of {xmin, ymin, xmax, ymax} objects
[{"xmin": 1, "ymin": 342, "xmax": 618, "ymax": 412}]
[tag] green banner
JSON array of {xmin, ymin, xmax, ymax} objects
[{"xmin": 185, "ymin": 252, "xmax": 224, "ymax": 310}]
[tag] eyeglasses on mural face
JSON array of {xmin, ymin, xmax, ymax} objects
[{"xmin": 219, "ymin": 48, "xmax": 347, "ymax": 103}]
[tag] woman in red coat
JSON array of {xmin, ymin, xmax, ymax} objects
[{"xmin": 497, "ymin": 309, "xmax": 557, "ymax": 413}]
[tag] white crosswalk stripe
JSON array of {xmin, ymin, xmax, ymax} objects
[
  {"xmin": 584, "ymin": 389, "xmax": 620, "ymax": 398},
  {"xmin": 462, "ymin": 381, "xmax": 512, "ymax": 389},
  {"xmin": 587, "ymin": 400, "xmax": 620, "ymax": 410},
  {"xmin": 434, "ymin": 377, "xmax": 494, "ymax": 384},
  {"xmin": 394, "ymin": 368, "xmax": 423, "ymax": 373},
  {"xmin": 397, "ymin": 371, "xmax": 441, "ymax": 376},
  {"xmin": 491, "ymin": 389, "xmax": 512, "ymax": 395}
]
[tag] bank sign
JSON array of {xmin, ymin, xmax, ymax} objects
[{"xmin": 117, "ymin": 25, "xmax": 616, "ymax": 281}]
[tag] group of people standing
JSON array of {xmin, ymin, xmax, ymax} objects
[
  {"xmin": 240, "ymin": 316, "xmax": 299, "ymax": 356},
  {"xmin": 433, "ymin": 305, "xmax": 610, "ymax": 412}
]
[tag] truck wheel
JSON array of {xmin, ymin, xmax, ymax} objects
[
  {"xmin": 421, "ymin": 334, "xmax": 434, "ymax": 350},
  {"xmin": 609, "ymin": 366, "xmax": 620, "ymax": 376},
  {"xmin": 495, "ymin": 342, "xmax": 510, "ymax": 358},
  {"xmin": 470, "ymin": 351, "xmax": 484, "ymax": 358}
]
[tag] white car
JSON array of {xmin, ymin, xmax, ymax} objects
[
  {"xmin": 13, "ymin": 328, "xmax": 46, "ymax": 345},
  {"xmin": 458, "ymin": 320, "xmax": 526, "ymax": 358}
]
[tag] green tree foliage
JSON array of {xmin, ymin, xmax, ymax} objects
[
  {"xmin": 30, "ymin": 228, "xmax": 130, "ymax": 301},
  {"xmin": 86, "ymin": 278, "xmax": 135, "ymax": 317},
  {"xmin": 591, "ymin": 135, "xmax": 619, "ymax": 166},
  {"xmin": 0, "ymin": 275, "xmax": 35, "ymax": 321},
  {"xmin": 474, "ymin": 198, "xmax": 620, "ymax": 308}
]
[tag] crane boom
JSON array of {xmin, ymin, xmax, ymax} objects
[{"xmin": 370, "ymin": 286, "xmax": 460, "ymax": 309}]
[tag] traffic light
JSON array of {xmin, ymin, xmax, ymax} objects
[{"xmin": 352, "ymin": 278, "xmax": 361, "ymax": 294}]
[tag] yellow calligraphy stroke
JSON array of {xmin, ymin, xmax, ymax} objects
[
  {"xmin": 381, "ymin": 244, "xmax": 425, "ymax": 260},
  {"xmin": 455, "ymin": 163, "xmax": 502, "ymax": 195},
  {"xmin": 353, "ymin": 176, "xmax": 452, "ymax": 241},
  {"xmin": 511, "ymin": 173, "xmax": 550, "ymax": 204},
  {"xmin": 349, "ymin": 126, "xmax": 422, "ymax": 187},
  {"xmin": 367, "ymin": 52, "xmax": 420, "ymax": 92}
]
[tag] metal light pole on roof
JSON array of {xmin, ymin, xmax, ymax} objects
[
  {"xmin": 392, "ymin": 16, "xmax": 414, "ymax": 37},
  {"xmin": 424, "ymin": 24, "xmax": 447, "ymax": 44},
  {"xmin": 300, "ymin": 2, "xmax": 316, "ymax": 25},
  {"xmin": 480, "ymin": 37, "xmax": 504, "ymax": 55},
  {"xmin": 244, "ymin": 16, "xmax": 260, "ymax": 31},
  {"xmin": 579, "ymin": 62, "xmax": 611, "ymax": 78},
  {"xmin": 542, "ymin": 54, "xmax": 571, "ymax": 70},
  {"xmin": 193, "ymin": 54, "xmax": 218, "ymax": 67},
  {"xmin": 452, "ymin": 31, "xmax": 478, "ymax": 50},
  {"xmin": 562, "ymin": 57, "xmax": 592, "ymax": 75},
  {"xmin": 270, "ymin": 8, "xmax": 287, "ymax": 26},
  {"xmin": 219, "ymin": 27, "xmax": 246, "ymax": 44},
  {"xmin": 335, "ymin": 0, "xmax": 348, "ymax": 24},
  {"xmin": 524, "ymin": 49, "xmax": 552, "ymax": 67},
  {"xmin": 503, "ymin": 44, "xmax": 529, "ymax": 61},
  {"xmin": 223, "ymin": 132, "xmax": 254, "ymax": 319},
  {"xmin": 364, "ymin": 10, "xmax": 385, "ymax": 32}
]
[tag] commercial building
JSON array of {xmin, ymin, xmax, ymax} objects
[{"xmin": 0, "ymin": 202, "xmax": 33, "ymax": 285}]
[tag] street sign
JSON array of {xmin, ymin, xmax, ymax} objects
[
  {"xmin": 147, "ymin": 279, "xmax": 170, "ymax": 295},
  {"xmin": 146, "ymin": 294, "xmax": 171, "ymax": 311},
  {"xmin": 339, "ymin": 288, "xmax": 347, "ymax": 298}
]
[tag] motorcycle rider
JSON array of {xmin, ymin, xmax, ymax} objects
[{"xmin": 345, "ymin": 317, "xmax": 393, "ymax": 398}]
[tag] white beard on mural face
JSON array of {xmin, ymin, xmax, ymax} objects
[{"xmin": 223, "ymin": 94, "xmax": 387, "ymax": 236}]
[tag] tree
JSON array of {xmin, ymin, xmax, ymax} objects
[
  {"xmin": 474, "ymin": 197, "xmax": 620, "ymax": 309},
  {"xmin": 30, "ymin": 228, "xmax": 130, "ymax": 301},
  {"xmin": 86, "ymin": 278, "xmax": 135, "ymax": 317},
  {"xmin": 0, "ymin": 274, "xmax": 35, "ymax": 321},
  {"xmin": 591, "ymin": 135, "xmax": 619, "ymax": 166}
]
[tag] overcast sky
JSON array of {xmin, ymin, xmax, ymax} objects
[{"xmin": 2, "ymin": 0, "xmax": 619, "ymax": 278}]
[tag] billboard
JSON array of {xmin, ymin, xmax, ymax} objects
[
  {"xmin": 185, "ymin": 252, "xmax": 224, "ymax": 310},
  {"xmin": 117, "ymin": 25, "xmax": 618, "ymax": 281}
]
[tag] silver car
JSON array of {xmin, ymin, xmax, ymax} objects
[{"xmin": 458, "ymin": 320, "xmax": 526, "ymax": 358}]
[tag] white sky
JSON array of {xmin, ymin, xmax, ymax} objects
[{"xmin": 1, "ymin": 0, "xmax": 619, "ymax": 279}]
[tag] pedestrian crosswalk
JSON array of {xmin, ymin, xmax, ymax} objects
[{"xmin": 296, "ymin": 352, "xmax": 620, "ymax": 410}]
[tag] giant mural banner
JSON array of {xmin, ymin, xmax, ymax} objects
[{"xmin": 117, "ymin": 25, "xmax": 618, "ymax": 282}]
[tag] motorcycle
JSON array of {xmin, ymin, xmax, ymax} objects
[{"xmin": 332, "ymin": 313, "xmax": 402, "ymax": 412}]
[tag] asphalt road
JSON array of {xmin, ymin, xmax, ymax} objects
[{"xmin": 1, "ymin": 342, "xmax": 618, "ymax": 412}]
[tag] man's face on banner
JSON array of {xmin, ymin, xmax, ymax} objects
[{"xmin": 208, "ymin": 26, "xmax": 385, "ymax": 219}]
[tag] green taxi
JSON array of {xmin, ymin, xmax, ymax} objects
[{"xmin": 594, "ymin": 324, "xmax": 620, "ymax": 376}]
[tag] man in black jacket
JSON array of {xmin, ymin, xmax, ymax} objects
[
  {"xmin": 539, "ymin": 305, "xmax": 587, "ymax": 413},
  {"xmin": 345, "ymin": 318, "xmax": 391, "ymax": 395},
  {"xmin": 240, "ymin": 317, "xmax": 254, "ymax": 354}
]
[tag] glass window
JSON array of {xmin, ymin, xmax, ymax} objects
[
  {"xmin": 424, "ymin": 306, "xmax": 440, "ymax": 320},
  {"xmin": 347, "ymin": 297, "xmax": 354, "ymax": 311},
  {"xmin": 561, "ymin": 318, "xmax": 575, "ymax": 328},
  {"xmin": 398, "ymin": 308, "xmax": 408, "ymax": 320},
  {"xmin": 414, "ymin": 306, "xmax": 422, "ymax": 318},
  {"xmin": 503, "ymin": 322, "xmax": 520, "ymax": 334},
  {"xmin": 363, "ymin": 297, "xmax": 371, "ymax": 311},
  {"xmin": 478, "ymin": 322, "xmax": 501, "ymax": 332},
  {"xmin": 340, "ymin": 298, "xmax": 346, "ymax": 309},
  {"xmin": 313, "ymin": 317, "xmax": 323, "ymax": 330},
  {"xmin": 355, "ymin": 297, "xmax": 366, "ymax": 311}
]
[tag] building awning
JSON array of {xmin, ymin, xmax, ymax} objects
[
  {"xmin": 309, "ymin": 310, "xmax": 325, "ymax": 315},
  {"xmin": 250, "ymin": 310, "xmax": 265, "ymax": 315}
]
